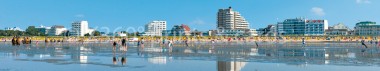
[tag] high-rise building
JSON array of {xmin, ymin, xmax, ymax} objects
[
  {"xmin": 48, "ymin": 25, "xmax": 67, "ymax": 36},
  {"xmin": 354, "ymin": 21, "xmax": 380, "ymax": 36},
  {"xmin": 217, "ymin": 7, "xmax": 250, "ymax": 36},
  {"xmin": 277, "ymin": 18, "xmax": 328, "ymax": 36},
  {"xmin": 142, "ymin": 21, "xmax": 167, "ymax": 36},
  {"xmin": 70, "ymin": 21, "xmax": 95, "ymax": 36}
]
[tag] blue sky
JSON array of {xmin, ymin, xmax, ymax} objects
[{"xmin": 0, "ymin": 0, "xmax": 379, "ymax": 32}]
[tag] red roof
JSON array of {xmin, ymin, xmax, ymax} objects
[{"xmin": 181, "ymin": 24, "xmax": 191, "ymax": 31}]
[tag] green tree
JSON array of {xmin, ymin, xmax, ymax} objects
[
  {"xmin": 84, "ymin": 33, "xmax": 91, "ymax": 36},
  {"xmin": 93, "ymin": 31, "xmax": 101, "ymax": 36},
  {"xmin": 25, "ymin": 26, "xmax": 42, "ymax": 36}
]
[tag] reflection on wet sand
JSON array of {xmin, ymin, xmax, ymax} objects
[
  {"xmin": 1, "ymin": 42, "xmax": 380, "ymax": 71},
  {"xmin": 218, "ymin": 61, "xmax": 246, "ymax": 71}
]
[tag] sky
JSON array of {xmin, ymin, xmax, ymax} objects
[{"xmin": 0, "ymin": 0, "xmax": 379, "ymax": 32}]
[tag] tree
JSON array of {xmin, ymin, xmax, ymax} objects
[
  {"xmin": 84, "ymin": 33, "xmax": 91, "ymax": 36},
  {"xmin": 93, "ymin": 31, "xmax": 101, "ymax": 36},
  {"xmin": 25, "ymin": 26, "xmax": 43, "ymax": 36}
]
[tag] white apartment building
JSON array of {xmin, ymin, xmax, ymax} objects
[
  {"xmin": 70, "ymin": 21, "xmax": 95, "ymax": 36},
  {"xmin": 217, "ymin": 6, "xmax": 249, "ymax": 30},
  {"xmin": 48, "ymin": 25, "xmax": 67, "ymax": 36},
  {"xmin": 217, "ymin": 7, "xmax": 250, "ymax": 36},
  {"xmin": 142, "ymin": 21, "xmax": 167, "ymax": 36}
]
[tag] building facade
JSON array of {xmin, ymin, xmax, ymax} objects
[
  {"xmin": 305, "ymin": 20, "xmax": 328, "ymax": 36},
  {"xmin": 70, "ymin": 21, "xmax": 95, "ymax": 36},
  {"xmin": 217, "ymin": 7, "xmax": 250, "ymax": 36},
  {"xmin": 48, "ymin": 25, "xmax": 67, "ymax": 36},
  {"xmin": 5, "ymin": 27, "xmax": 23, "ymax": 31},
  {"xmin": 325, "ymin": 23, "xmax": 351, "ymax": 35},
  {"xmin": 162, "ymin": 24, "xmax": 191, "ymax": 36},
  {"xmin": 142, "ymin": 21, "xmax": 167, "ymax": 36},
  {"xmin": 354, "ymin": 21, "xmax": 380, "ymax": 36},
  {"xmin": 277, "ymin": 18, "xmax": 328, "ymax": 36},
  {"xmin": 36, "ymin": 25, "xmax": 51, "ymax": 35},
  {"xmin": 250, "ymin": 29, "xmax": 258, "ymax": 36}
]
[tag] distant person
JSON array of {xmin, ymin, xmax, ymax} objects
[
  {"xmin": 140, "ymin": 38, "xmax": 144, "ymax": 45},
  {"xmin": 137, "ymin": 40, "xmax": 140, "ymax": 46},
  {"xmin": 162, "ymin": 39, "xmax": 166, "ymax": 45},
  {"xmin": 255, "ymin": 41, "xmax": 259, "ymax": 47},
  {"xmin": 184, "ymin": 39, "xmax": 189, "ymax": 47},
  {"xmin": 362, "ymin": 40, "xmax": 368, "ymax": 48},
  {"xmin": 113, "ymin": 41, "xmax": 117, "ymax": 47},
  {"xmin": 211, "ymin": 40, "xmax": 215, "ymax": 46},
  {"xmin": 121, "ymin": 57, "xmax": 126, "ymax": 65},
  {"xmin": 168, "ymin": 39, "xmax": 173, "ymax": 47},
  {"xmin": 121, "ymin": 38, "xmax": 126, "ymax": 46},
  {"xmin": 113, "ymin": 57, "xmax": 117, "ymax": 65},
  {"xmin": 302, "ymin": 37, "xmax": 305, "ymax": 45}
]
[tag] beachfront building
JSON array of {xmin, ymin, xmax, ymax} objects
[
  {"xmin": 35, "ymin": 25, "xmax": 51, "ymax": 35},
  {"xmin": 48, "ymin": 25, "xmax": 68, "ymax": 36},
  {"xmin": 142, "ymin": 21, "xmax": 167, "ymax": 36},
  {"xmin": 70, "ymin": 21, "xmax": 95, "ymax": 36},
  {"xmin": 5, "ymin": 27, "xmax": 24, "ymax": 31},
  {"xmin": 250, "ymin": 29, "xmax": 258, "ymax": 36},
  {"xmin": 354, "ymin": 21, "xmax": 380, "ymax": 36},
  {"xmin": 277, "ymin": 18, "xmax": 328, "ymax": 36},
  {"xmin": 216, "ymin": 6, "xmax": 250, "ymax": 36},
  {"xmin": 325, "ymin": 23, "xmax": 351, "ymax": 35},
  {"xmin": 162, "ymin": 24, "xmax": 191, "ymax": 36}
]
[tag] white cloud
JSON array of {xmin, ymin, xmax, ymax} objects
[
  {"xmin": 190, "ymin": 18, "xmax": 205, "ymax": 25},
  {"xmin": 75, "ymin": 14, "xmax": 85, "ymax": 18},
  {"xmin": 311, "ymin": 7, "xmax": 325, "ymax": 16},
  {"xmin": 356, "ymin": 0, "xmax": 371, "ymax": 4}
]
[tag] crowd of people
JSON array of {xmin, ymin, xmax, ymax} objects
[{"xmin": 2, "ymin": 36, "xmax": 380, "ymax": 49}]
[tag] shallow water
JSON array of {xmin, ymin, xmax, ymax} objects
[{"xmin": 1, "ymin": 42, "xmax": 380, "ymax": 71}]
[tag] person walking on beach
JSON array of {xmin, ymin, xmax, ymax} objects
[
  {"xmin": 184, "ymin": 38, "xmax": 189, "ymax": 47},
  {"xmin": 361, "ymin": 40, "xmax": 368, "ymax": 48},
  {"xmin": 168, "ymin": 39, "xmax": 173, "ymax": 47},
  {"xmin": 121, "ymin": 38, "xmax": 126, "ymax": 47},
  {"xmin": 302, "ymin": 37, "xmax": 306, "ymax": 45},
  {"xmin": 211, "ymin": 40, "xmax": 215, "ymax": 46},
  {"xmin": 113, "ymin": 41, "xmax": 117, "ymax": 48},
  {"xmin": 255, "ymin": 41, "xmax": 259, "ymax": 47},
  {"xmin": 162, "ymin": 38, "xmax": 166, "ymax": 45}
]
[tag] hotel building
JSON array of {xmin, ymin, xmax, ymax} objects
[
  {"xmin": 217, "ymin": 7, "xmax": 250, "ymax": 36},
  {"xmin": 354, "ymin": 21, "xmax": 380, "ymax": 36},
  {"xmin": 142, "ymin": 21, "xmax": 167, "ymax": 36},
  {"xmin": 70, "ymin": 21, "xmax": 95, "ymax": 36},
  {"xmin": 277, "ymin": 18, "xmax": 328, "ymax": 36}
]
